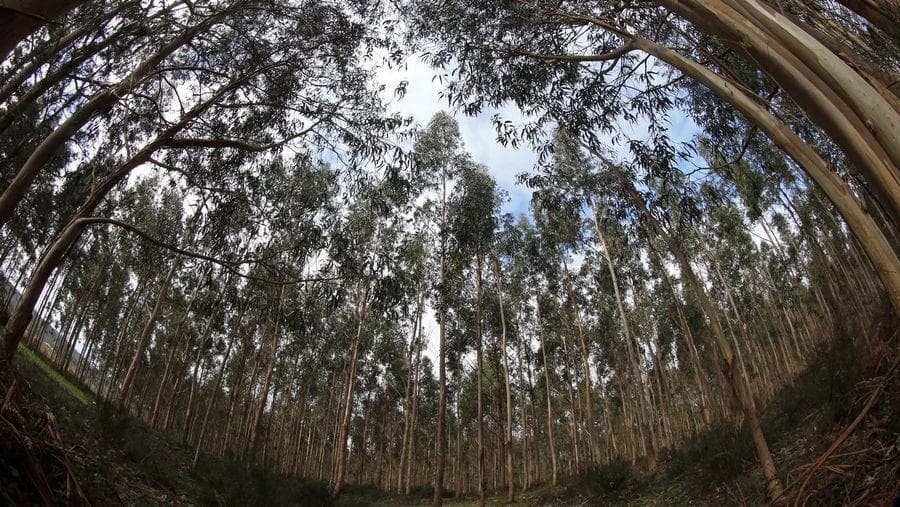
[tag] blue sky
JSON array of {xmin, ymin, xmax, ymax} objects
[
  {"xmin": 377, "ymin": 57, "xmax": 704, "ymax": 220},
  {"xmin": 376, "ymin": 55, "xmax": 704, "ymax": 366},
  {"xmin": 377, "ymin": 58, "xmax": 538, "ymax": 217}
]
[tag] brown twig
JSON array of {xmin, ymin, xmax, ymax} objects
[{"xmin": 791, "ymin": 358, "xmax": 899, "ymax": 505}]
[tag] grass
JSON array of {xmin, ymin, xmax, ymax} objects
[
  {"xmin": 7, "ymin": 344, "xmax": 334, "ymax": 505},
  {"xmin": 16, "ymin": 344, "xmax": 94, "ymax": 406}
]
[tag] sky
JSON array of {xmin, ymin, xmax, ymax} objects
[
  {"xmin": 377, "ymin": 57, "xmax": 538, "ymax": 217},
  {"xmin": 374, "ymin": 54, "xmax": 705, "ymax": 371},
  {"xmin": 375, "ymin": 56, "xmax": 543, "ymax": 369}
]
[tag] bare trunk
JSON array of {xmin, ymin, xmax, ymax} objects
[
  {"xmin": 492, "ymin": 256, "xmax": 515, "ymax": 501},
  {"xmin": 333, "ymin": 285, "xmax": 366, "ymax": 495},
  {"xmin": 192, "ymin": 302, "xmax": 246, "ymax": 467},
  {"xmin": 433, "ymin": 174, "xmax": 448, "ymax": 506},
  {"xmin": 535, "ymin": 301, "xmax": 558, "ymax": 486},
  {"xmin": 475, "ymin": 252, "xmax": 485, "ymax": 506}
]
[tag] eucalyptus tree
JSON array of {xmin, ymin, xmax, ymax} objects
[
  {"xmin": 410, "ymin": 111, "xmax": 472, "ymax": 505},
  {"xmin": 0, "ymin": 0, "xmax": 88, "ymax": 61},
  {"xmin": 489, "ymin": 213, "xmax": 520, "ymax": 501},
  {"xmin": 447, "ymin": 163, "xmax": 497, "ymax": 504},
  {"xmin": 328, "ymin": 183, "xmax": 408, "ymax": 495},
  {"xmin": 0, "ymin": 0, "xmax": 406, "ymax": 378},
  {"xmin": 394, "ymin": 231, "xmax": 428, "ymax": 494},
  {"xmin": 406, "ymin": 0, "xmax": 900, "ymax": 325}
]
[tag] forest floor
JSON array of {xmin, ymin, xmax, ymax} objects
[{"xmin": 1, "ymin": 317, "xmax": 897, "ymax": 506}]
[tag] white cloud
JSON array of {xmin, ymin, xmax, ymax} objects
[{"xmin": 377, "ymin": 57, "xmax": 538, "ymax": 216}]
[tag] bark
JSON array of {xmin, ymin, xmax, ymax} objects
[
  {"xmin": 398, "ymin": 287, "xmax": 424, "ymax": 493},
  {"xmin": 0, "ymin": 5, "xmax": 236, "ymax": 230},
  {"xmin": 405, "ymin": 343, "xmax": 421, "ymax": 495},
  {"xmin": 535, "ymin": 301, "xmax": 558, "ymax": 486},
  {"xmin": 661, "ymin": 0, "xmax": 900, "ymax": 226},
  {"xmin": 116, "ymin": 261, "xmax": 178, "ymax": 410},
  {"xmin": 591, "ymin": 204, "xmax": 658, "ymax": 456},
  {"xmin": 492, "ymin": 256, "xmax": 515, "ymax": 502},
  {"xmin": 117, "ymin": 208, "xmax": 204, "ymax": 409}
]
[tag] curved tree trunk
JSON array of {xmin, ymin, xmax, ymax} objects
[
  {"xmin": 0, "ymin": 6, "xmax": 234, "ymax": 231},
  {"xmin": 627, "ymin": 35, "xmax": 900, "ymax": 317}
]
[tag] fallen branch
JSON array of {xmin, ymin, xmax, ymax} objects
[{"xmin": 791, "ymin": 358, "xmax": 899, "ymax": 505}]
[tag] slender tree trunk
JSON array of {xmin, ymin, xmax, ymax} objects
[
  {"xmin": 116, "ymin": 260, "xmax": 179, "ymax": 409},
  {"xmin": 182, "ymin": 304, "xmax": 220, "ymax": 444},
  {"xmin": 192, "ymin": 301, "xmax": 246, "ymax": 467},
  {"xmin": 562, "ymin": 259, "xmax": 598, "ymax": 464},
  {"xmin": 405, "ymin": 343, "xmax": 421, "ymax": 495},
  {"xmin": 333, "ymin": 285, "xmax": 367, "ymax": 496},
  {"xmin": 150, "ymin": 280, "xmax": 203, "ymax": 426},
  {"xmin": 535, "ymin": 301, "xmax": 558, "ymax": 486},
  {"xmin": 475, "ymin": 253, "xmax": 485, "ymax": 506},
  {"xmin": 493, "ymin": 256, "xmax": 515, "ymax": 501},
  {"xmin": 433, "ymin": 173, "xmax": 448, "ymax": 506},
  {"xmin": 248, "ymin": 285, "xmax": 284, "ymax": 458},
  {"xmin": 603, "ymin": 160, "xmax": 784, "ymax": 501}
]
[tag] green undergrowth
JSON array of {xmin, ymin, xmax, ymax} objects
[
  {"xmin": 339, "ymin": 314, "xmax": 896, "ymax": 506},
  {"xmin": 16, "ymin": 344, "xmax": 94, "ymax": 405},
  {"xmin": 6, "ymin": 347, "xmax": 333, "ymax": 505},
  {"xmin": 5, "ymin": 309, "xmax": 894, "ymax": 506}
]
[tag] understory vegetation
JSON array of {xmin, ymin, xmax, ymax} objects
[{"xmin": 1, "ymin": 0, "xmax": 898, "ymax": 505}]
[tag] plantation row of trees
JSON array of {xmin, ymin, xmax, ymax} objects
[{"xmin": 0, "ymin": 0, "xmax": 896, "ymax": 504}]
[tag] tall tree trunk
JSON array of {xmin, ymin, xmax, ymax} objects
[
  {"xmin": 535, "ymin": 301, "xmax": 558, "ymax": 486},
  {"xmin": 591, "ymin": 204, "xmax": 658, "ymax": 458},
  {"xmin": 492, "ymin": 256, "xmax": 515, "ymax": 502},
  {"xmin": 405, "ymin": 343, "xmax": 421, "ymax": 495},
  {"xmin": 150, "ymin": 280, "xmax": 204, "ymax": 427},
  {"xmin": 192, "ymin": 301, "xmax": 246, "ymax": 467},
  {"xmin": 433, "ymin": 173, "xmax": 448, "ymax": 506},
  {"xmin": 562, "ymin": 259, "xmax": 598, "ymax": 464},
  {"xmin": 602, "ymin": 159, "xmax": 785, "ymax": 501},
  {"xmin": 333, "ymin": 284, "xmax": 367, "ymax": 496},
  {"xmin": 475, "ymin": 252, "xmax": 485, "ymax": 506},
  {"xmin": 182, "ymin": 304, "xmax": 220, "ymax": 444},
  {"xmin": 116, "ymin": 261, "xmax": 178, "ymax": 410},
  {"xmin": 248, "ymin": 285, "xmax": 284, "ymax": 458}
]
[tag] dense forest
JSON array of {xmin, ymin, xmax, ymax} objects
[{"xmin": 0, "ymin": 0, "xmax": 897, "ymax": 505}]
